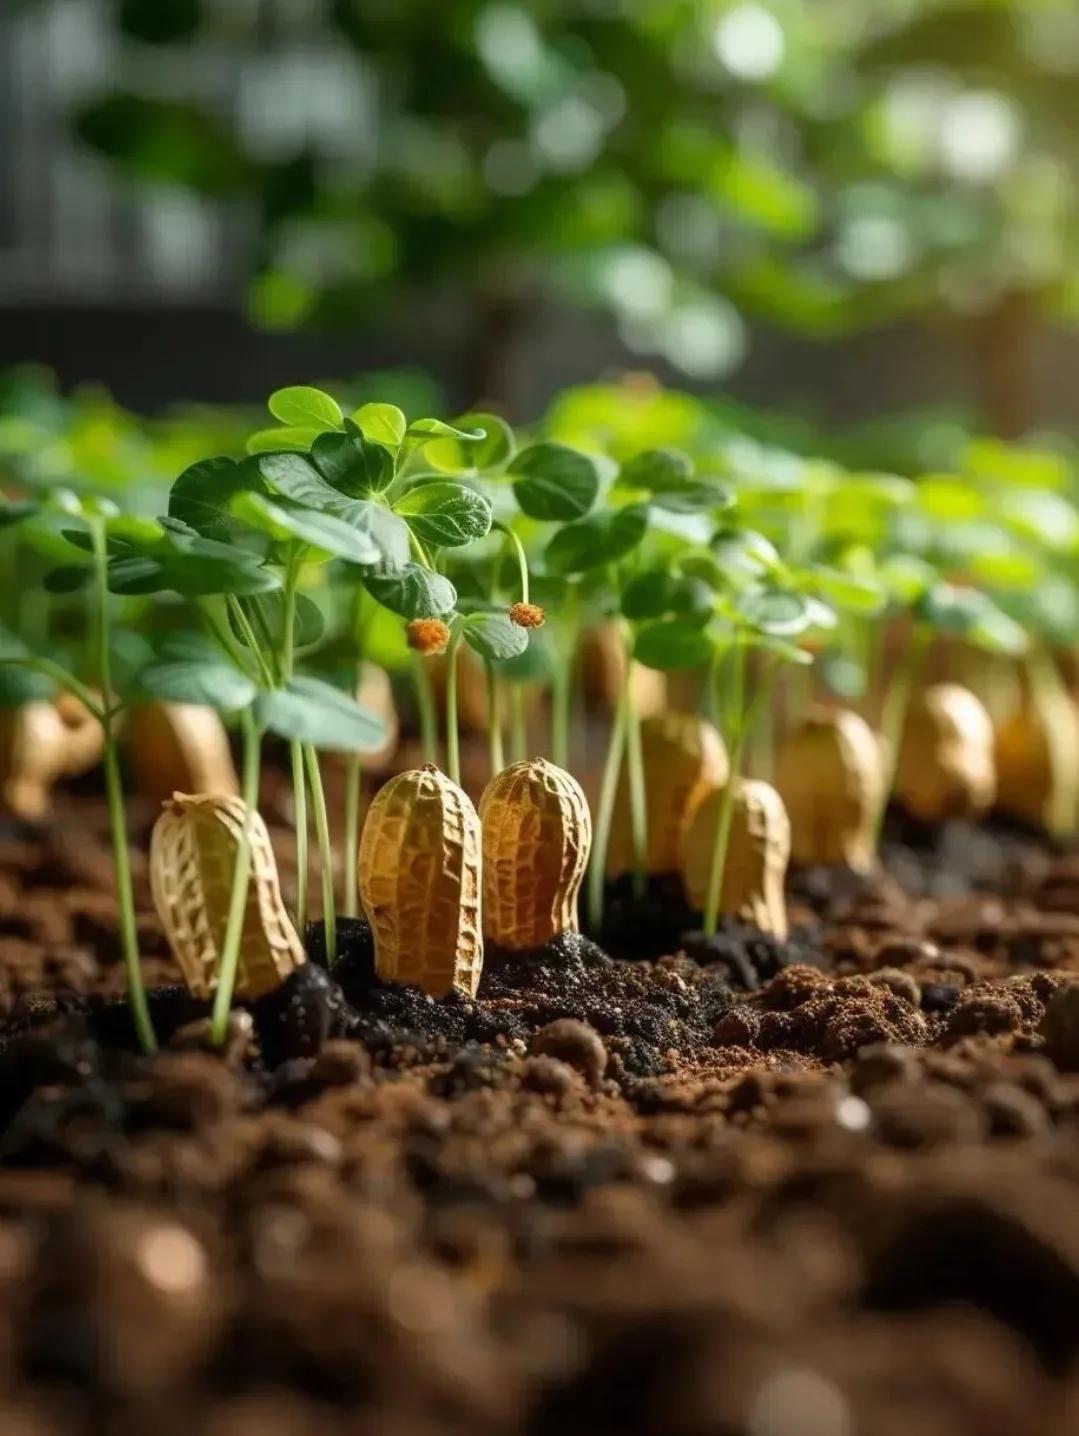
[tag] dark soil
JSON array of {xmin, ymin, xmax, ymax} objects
[{"xmin": 3, "ymin": 796, "xmax": 1079, "ymax": 1432}]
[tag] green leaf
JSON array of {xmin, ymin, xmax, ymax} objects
[
  {"xmin": 622, "ymin": 570, "xmax": 712, "ymax": 622},
  {"xmin": 257, "ymin": 675, "xmax": 386, "ymax": 752},
  {"xmin": 232, "ymin": 491, "xmax": 384, "ymax": 565},
  {"xmin": 510, "ymin": 443, "xmax": 599, "ymax": 522},
  {"xmin": 918, "ymin": 583, "xmax": 1027, "ymax": 655},
  {"xmin": 424, "ymin": 412, "xmax": 515, "ymax": 474},
  {"xmin": 108, "ymin": 527, "xmax": 281, "ymax": 597},
  {"xmin": 247, "ymin": 426, "xmax": 325, "ymax": 455},
  {"xmin": 711, "ymin": 529, "xmax": 781, "ymax": 582},
  {"xmin": 545, "ymin": 504, "xmax": 649, "ymax": 575},
  {"xmin": 365, "ymin": 563, "xmax": 457, "ymax": 619},
  {"xmin": 312, "ymin": 425, "xmax": 394, "ymax": 497},
  {"xmin": 651, "ymin": 483, "xmax": 733, "ymax": 514},
  {"xmin": 136, "ymin": 634, "xmax": 257, "ymax": 711},
  {"xmin": 0, "ymin": 666, "xmax": 54, "ymax": 707},
  {"xmin": 808, "ymin": 566, "xmax": 885, "ymax": 615},
  {"xmin": 268, "ymin": 386, "xmax": 343, "ymax": 431},
  {"xmin": 169, "ymin": 455, "xmax": 262, "ymax": 541},
  {"xmin": 227, "ymin": 591, "xmax": 325, "ymax": 652},
  {"xmin": 736, "ymin": 588, "xmax": 812, "ymax": 637},
  {"xmin": 257, "ymin": 452, "xmax": 410, "ymax": 569},
  {"xmin": 353, "ymin": 402, "xmax": 406, "ymax": 449},
  {"xmin": 619, "ymin": 448, "xmax": 693, "ymax": 492},
  {"xmin": 405, "ymin": 417, "xmax": 486, "ymax": 447},
  {"xmin": 462, "ymin": 611, "xmax": 529, "ymax": 662},
  {"xmin": 634, "ymin": 618, "xmax": 714, "ymax": 671},
  {"xmin": 0, "ymin": 498, "xmax": 36, "ymax": 528},
  {"xmin": 395, "ymin": 482, "xmax": 493, "ymax": 548},
  {"xmin": 43, "ymin": 565, "xmax": 90, "ymax": 594}
]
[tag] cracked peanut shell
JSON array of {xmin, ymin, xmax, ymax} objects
[
  {"xmin": 128, "ymin": 702, "xmax": 238, "ymax": 808},
  {"xmin": 480, "ymin": 758, "xmax": 592, "ymax": 950},
  {"xmin": 775, "ymin": 708, "xmax": 882, "ymax": 870},
  {"xmin": 358, "ymin": 765, "xmax": 483, "ymax": 997},
  {"xmin": 894, "ymin": 683, "xmax": 995, "ymax": 823},
  {"xmin": 150, "ymin": 792, "xmax": 304, "ymax": 1000},
  {"xmin": 680, "ymin": 778, "xmax": 791, "ymax": 939},
  {"xmin": 606, "ymin": 712, "xmax": 727, "ymax": 876}
]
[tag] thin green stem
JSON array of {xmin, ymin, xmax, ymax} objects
[
  {"xmin": 587, "ymin": 691, "xmax": 629, "ymax": 932},
  {"xmin": 493, "ymin": 520, "xmax": 529, "ymax": 604},
  {"xmin": 90, "ymin": 519, "xmax": 156, "ymax": 1055},
  {"xmin": 621, "ymin": 627, "xmax": 647, "ymax": 899},
  {"xmin": 210, "ymin": 708, "xmax": 261, "ymax": 1045},
  {"xmin": 871, "ymin": 627, "xmax": 928, "ymax": 847},
  {"xmin": 549, "ymin": 588, "xmax": 580, "ymax": 769},
  {"xmin": 510, "ymin": 683, "xmax": 527, "ymax": 764},
  {"xmin": 226, "ymin": 596, "xmax": 275, "ymax": 687},
  {"xmin": 703, "ymin": 645, "xmax": 747, "ymax": 936},
  {"xmin": 412, "ymin": 652, "xmax": 438, "ymax": 765},
  {"xmin": 303, "ymin": 743, "xmax": 336, "ymax": 965},
  {"xmin": 290, "ymin": 739, "xmax": 308, "ymax": 935},
  {"xmin": 343, "ymin": 756, "xmax": 362, "ymax": 918},
  {"xmin": 445, "ymin": 621, "xmax": 466, "ymax": 786},
  {"xmin": 485, "ymin": 661, "xmax": 505, "ymax": 777}
]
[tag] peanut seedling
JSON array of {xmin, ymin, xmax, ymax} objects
[{"xmin": 480, "ymin": 758, "xmax": 591, "ymax": 950}]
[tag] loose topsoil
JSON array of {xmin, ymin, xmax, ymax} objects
[{"xmin": 4, "ymin": 791, "xmax": 1079, "ymax": 1434}]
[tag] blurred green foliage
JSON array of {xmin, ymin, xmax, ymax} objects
[{"xmin": 31, "ymin": 0, "xmax": 1079, "ymax": 396}]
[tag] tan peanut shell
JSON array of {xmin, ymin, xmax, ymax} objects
[
  {"xmin": 150, "ymin": 792, "xmax": 304, "ymax": 1000},
  {"xmin": 53, "ymin": 690, "xmax": 105, "ymax": 777},
  {"xmin": 680, "ymin": 779, "xmax": 790, "ymax": 939},
  {"xmin": 128, "ymin": 703, "xmax": 238, "ymax": 808},
  {"xmin": 775, "ymin": 708, "xmax": 882, "ymax": 870},
  {"xmin": 358, "ymin": 765, "xmax": 483, "ymax": 997},
  {"xmin": 578, "ymin": 621, "xmax": 668, "ymax": 719},
  {"xmin": 994, "ymin": 689, "xmax": 1079, "ymax": 838},
  {"xmin": 480, "ymin": 758, "xmax": 591, "ymax": 950},
  {"xmin": 1, "ymin": 703, "xmax": 78, "ymax": 820},
  {"xmin": 606, "ymin": 713, "xmax": 728, "ymax": 876},
  {"xmin": 894, "ymin": 683, "xmax": 995, "ymax": 823}
]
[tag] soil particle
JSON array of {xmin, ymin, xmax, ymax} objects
[
  {"xmin": 529, "ymin": 1021, "xmax": 608, "ymax": 1087},
  {"xmin": 1039, "ymin": 983, "xmax": 1079, "ymax": 1070}
]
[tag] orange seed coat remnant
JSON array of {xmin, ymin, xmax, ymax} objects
[
  {"xmin": 150, "ymin": 792, "xmax": 305, "ymax": 1000},
  {"xmin": 358, "ymin": 764, "xmax": 483, "ymax": 997},
  {"xmin": 606, "ymin": 712, "xmax": 728, "ymax": 877},
  {"xmin": 406, "ymin": 618, "xmax": 451, "ymax": 655},
  {"xmin": 680, "ymin": 779, "xmax": 791, "ymax": 940},
  {"xmin": 509, "ymin": 601, "xmax": 546, "ymax": 629},
  {"xmin": 480, "ymin": 758, "xmax": 591, "ymax": 950}
]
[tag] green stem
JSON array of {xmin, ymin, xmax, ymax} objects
[
  {"xmin": 549, "ymin": 591, "xmax": 580, "ymax": 769},
  {"xmin": 485, "ymin": 661, "xmax": 505, "ymax": 776},
  {"xmin": 303, "ymin": 743, "xmax": 336, "ymax": 965},
  {"xmin": 871, "ymin": 627, "xmax": 928, "ymax": 846},
  {"xmin": 226, "ymin": 596, "xmax": 275, "ymax": 687},
  {"xmin": 210, "ymin": 708, "xmax": 261, "ymax": 1045},
  {"xmin": 510, "ymin": 683, "xmax": 527, "ymax": 764},
  {"xmin": 622, "ymin": 628, "xmax": 647, "ymax": 899},
  {"xmin": 493, "ymin": 520, "xmax": 529, "ymax": 604},
  {"xmin": 89, "ymin": 519, "xmax": 156, "ymax": 1055},
  {"xmin": 587, "ymin": 690, "xmax": 629, "ymax": 932},
  {"xmin": 343, "ymin": 756, "xmax": 362, "ymax": 918},
  {"xmin": 290, "ymin": 739, "xmax": 308, "ymax": 935},
  {"xmin": 703, "ymin": 644, "xmax": 746, "ymax": 937},
  {"xmin": 412, "ymin": 652, "xmax": 438, "ymax": 765},
  {"xmin": 445, "ymin": 621, "xmax": 466, "ymax": 786}
]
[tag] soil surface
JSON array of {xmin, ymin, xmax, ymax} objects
[{"xmin": 4, "ymin": 791, "xmax": 1079, "ymax": 1433}]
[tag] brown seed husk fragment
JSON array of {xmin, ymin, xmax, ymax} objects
[
  {"xmin": 150, "ymin": 793, "xmax": 304, "ymax": 1001},
  {"xmin": 680, "ymin": 779, "xmax": 790, "ymax": 939},
  {"xmin": 894, "ymin": 683, "xmax": 995, "ymax": 823},
  {"xmin": 606, "ymin": 713, "xmax": 728, "ymax": 877},
  {"xmin": 358, "ymin": 765, "xmax": 483, "ymax": 997},
  {"xmin": 480, "ymin": 758, "xmax": 591, "ymax": 950},
  {"xmin": 775, "ymin": 708, "xmax": 882, "ymax": 870},
  {"xmin": 128, "ymin": 703, "xmax": 238, "ymax": 809}
]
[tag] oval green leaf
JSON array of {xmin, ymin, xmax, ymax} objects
[
  {"xmin": 395, "ymin": 481, "xmax": 493, "ymax": 548},
  {"xmin": 510, "ymin": 442, "xmax": 599, "ymax": 522}
]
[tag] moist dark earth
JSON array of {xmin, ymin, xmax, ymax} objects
[{"xmin": 6, "ymin": 791, "xmax": 1079, "ymax": 1433}]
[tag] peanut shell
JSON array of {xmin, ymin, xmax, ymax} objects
[
  {"xmin": 894, "ymin": 683, "xmax": 995, "ymax": 823},
  {"xmin": 358, "ymin": 765, "xmax": 483, "ymax": 997},
  {"xmin": 150, "ymin": 792, "xmax": 304, "ymax": 1000},
  {"xmin": 775, "ymin": 708, "xmax": 882, "ymax": 870},
  {"xmin": 480, "ymin": 758, "xmax": 591, "ymax": 950},
  {"xmin": 680, "ymin": 779, "xmax": 790, "ymax": 939},
  {"xmin": 0, "ymin": 702, "xmax": 75, "ymax": 820},
  {"xmin": 994, "ymin": 689, "xmax": 1079, "ymax": 837},
  {"xmin": 606, "ymin": 712, "xmax": 728, "ymax": 876},
  {"xmin": 53, "ymin": 690, "xmax": 105, "ymax": 777},
  {"xmin": 128, "ymin": 703, "xmax": 238, "ymax": 808}
]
